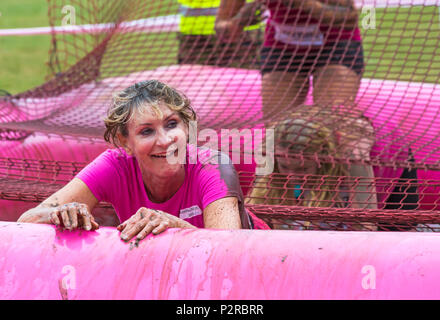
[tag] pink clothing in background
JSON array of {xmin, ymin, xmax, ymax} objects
[
  {"xmin": 76, "ymin": 145, "xmax": 251, "ymax": 228},
  {"xmin": 264, "ymin": 1, "xmax": 362, "ymax": 49}
]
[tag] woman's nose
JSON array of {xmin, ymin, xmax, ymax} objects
[{"xmin": 156, "ymin": 128, "xmax": 176, "ymax": 147}]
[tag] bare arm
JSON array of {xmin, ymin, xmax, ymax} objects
[
  {"xmin": 215, "ymin": 0, "xmax": 262, "ymax": 42},
  {"xmin": 348, "ymin": 119, "xmax": 378, "ymax": 211},
  {"xmin": 217, "ymin": 0, "xmax": 247, "ymax": 21},
  {"xmin": 203, "ymin": 196, "xmax": 242, "ymax": 229},
  {"xmin": 17, "ymin": 178, "xmax": 100, "ymax": 230},
  {"xmin": 349, "ymin": 164, "xmax": 378, "ymax": 210},
  {"xmin": 278, "ymin": 0, "xmax": 359, "ymax": 27},
  {"xmin": 305, "ymin": 0, "xmax": 359, "ymax": 27},
  {"xmin": 349, "ymin": 164, "xmax": 378, "ymax": 231}
]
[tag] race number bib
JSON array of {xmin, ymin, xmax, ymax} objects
[
  {"xmin": 180, "ymin": 205, "xmax": 203, "ymax": 220},
  {"xmin": 273, "ymin": 22, "xmax": 324, "ymax": 46}
]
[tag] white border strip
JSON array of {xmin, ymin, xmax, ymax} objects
[
  {"xmin": 357, "ymin": 0, "xmax": 440, "ymax": 7},
  {"xmin": 0, "ymin": 15, "xmax": 180, "ymax": 37}
]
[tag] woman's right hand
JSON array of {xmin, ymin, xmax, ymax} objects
[
  {"xmin": 17, "ymin": 202, "xmax": 99, "ymax": 231},
  {"xmin": 48, "ymin": 202, "xmax": 99, "ymax": 231},
  {"xmin": 17, "ymin": 178, "xmax": 100, "ymax": 231},
  {"xmin": 18, "ymin": 202, "xmax": 99, "ymax": 231}
]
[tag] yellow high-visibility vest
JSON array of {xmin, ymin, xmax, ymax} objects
[
  {"xmin": 178, "ymin": 0, "xmax": 261, "ymax": 35},
  {"xmin": 178, "ymin": 0, "xmax": 220, "ymax": 8}
]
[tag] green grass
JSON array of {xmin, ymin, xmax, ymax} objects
[
  {"xmin": 361, "ymin": 6, "xmax": 440, "ymax": 83},
  {"xmin": 0, "ymin": 0, "xmax": 179, "ymax": 94},
  {"xmin": 0, "ymin": 1, "xmax": 439, "ymax": 95},
  {"xmin": 0, "ymin": 35, "xmax": 51, "ymax": 94},
  {"xmin": 0, "ymin": 0, "xmax": 51, "ymax": 94},
  {"xmin": 0, "ymin": 0, "xmax": 49, "ymax": 28}
]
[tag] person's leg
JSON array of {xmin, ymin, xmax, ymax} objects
[
  {"xmin": 177, "ymin": 34, "xmax": 218, "ymax": 66},
  {"xmin": 311, "ymin": 39, "xmax": 375, "ymax": 213},
  {"xmin": 312, "ymin": 40, "xmax": 364, "ymax": 107},
  {"xmin": 261, "ymin": 71, "xmax": 310, "ymax": 124},
  {"xmin": 312, "ymin": 64, "xmax": 361, "ymax": 107},
  {"xmin": 259, "ymin": 47, "xmax": 312, "ymax": 123},
  {"xmin": 257, "ymin": 51, "xmax": 310, "ymax": 231},
  {"xmin": 312, "ymin": 44, "xmax": 376, "ymax": 215}
]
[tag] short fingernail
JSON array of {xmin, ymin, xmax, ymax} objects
[{"xmin": 121, "ymin": 234, "xmax": 127, "ymax": 240}]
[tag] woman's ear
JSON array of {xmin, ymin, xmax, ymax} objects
[{"xmin": 116, "ymin": 132, "xmax": 132, "ymax": 155}]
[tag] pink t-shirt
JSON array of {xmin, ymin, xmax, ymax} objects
[
  {"xmin": 76, "ymin": 145, "xmax": 252, "ymax": 228},
  {"xmin": 264, "ymin": 1, "xmax": 362, "ymax": 50}
]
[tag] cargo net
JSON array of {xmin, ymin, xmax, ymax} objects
[{"xmin": 1, "ymin": 0, "xmax": 440, "ymax": 231}]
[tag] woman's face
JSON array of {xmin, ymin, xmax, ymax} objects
[
  {"xmin": 121, "ymin": 103, "xmax": 188, "ymax": 179},
  {"xmin": 275, "ymin": 145, "xmax": 318, "ymax": 175}
]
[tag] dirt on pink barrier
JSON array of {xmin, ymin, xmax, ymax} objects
[{"xmin": 1, "ymin": 221, "xmax": 440, "ymax": 299}]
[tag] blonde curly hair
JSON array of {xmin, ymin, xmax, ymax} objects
[{"xmin": 104, "ymin": 80, "xmax": 197, "ymax": 147}]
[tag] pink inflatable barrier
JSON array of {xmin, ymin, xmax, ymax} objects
[{"xmin": 1, "ymin": 221, "xmax": 440, "ymax": 300}]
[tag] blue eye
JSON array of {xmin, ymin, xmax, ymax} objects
[
  {"xmin": 167, "ymin": 120, "xmax": 178, "ymax": 129},
  {"xmin": 141, "ymin": 128, "xmax": 153, "ymax": 136}
]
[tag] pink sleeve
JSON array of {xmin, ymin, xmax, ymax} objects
[{"xmin": 75, "ymin": 149, "xmax": 121, "ymax": 203}]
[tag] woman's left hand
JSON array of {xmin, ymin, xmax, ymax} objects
[{"xmin": 117, "ymin": 207, "xmax": 178, "ymax": 242}]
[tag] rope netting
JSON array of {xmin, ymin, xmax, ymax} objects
[{"xmin": 1, "ymin": 0, "xmax": 440, "ymax": 231}]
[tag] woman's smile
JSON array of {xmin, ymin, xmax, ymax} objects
[{"xmin": 150, "ymin": 148, "xmax": 179, "ymax": 159}]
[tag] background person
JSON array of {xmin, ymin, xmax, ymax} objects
[
  {"xmin": 217, "ymin": 0, "xmax": 374, "ymax": 225},
  {"xmin": 178, "ymin": 0, "xmax": 263, "ymax": 68},
  {"xmin": 245, "ymin": 106, "xmax": 378, "ymax": 230},
  {"xmin": 216, "ymin": 0, "xmax": 363, "ymax": 118}
]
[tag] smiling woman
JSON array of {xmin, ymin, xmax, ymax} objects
[{"xmin": 17, "ymin": 79, "xmax": 268, "ymax": 240}]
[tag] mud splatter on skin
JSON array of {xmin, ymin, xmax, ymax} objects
[
  {"xmin": 203, "ymin": 149, "xmax": 252, "ymax": 229},
  {"xmin": 49, "ymin": 199, "xmax": 60, "ymax": 208}
]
